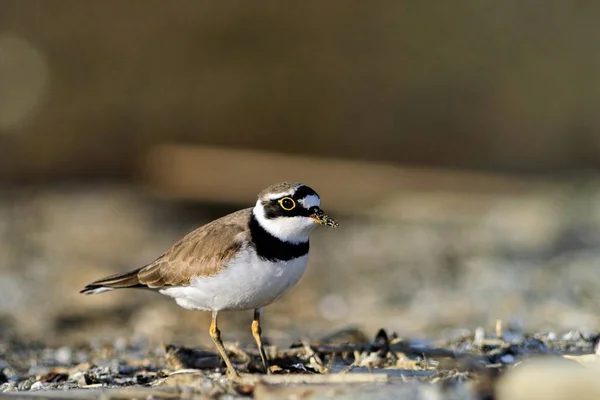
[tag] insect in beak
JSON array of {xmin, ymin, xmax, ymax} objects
[{"xmin": 310, "ymin": 207, "xmax": 339, "ymax": 227}]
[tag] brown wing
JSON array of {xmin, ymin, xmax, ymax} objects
[{"xmin": 81, "ymin": 208, "xmax": 251, "ymax": 294}]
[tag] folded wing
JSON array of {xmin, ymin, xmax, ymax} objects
[{"xmin": 80, "ymin": 209, "xmax": 251, "ymax": 294}]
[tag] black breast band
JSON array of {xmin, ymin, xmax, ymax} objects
[{"xmin": 249, "ymin": 214, "xmax": 309, "ymax": 261}]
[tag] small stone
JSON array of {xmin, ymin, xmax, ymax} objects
[
  {"xmin": 70, "ymin": 371, "xmax": 87, "ymax": 387},
  {"xmin": 522, "ymin": 338, "xmax": 549, "ymax": 353},
  {"xmin": 562, "ymin": 331, "xmax": 582, "ymax": 341},
  {"xmin": 500, "ymin": 354, "xmax": 515, "ymax": 364},
  {"xmin": 1, "ymin": 381, "xmax": 16, "ymax": 392},
  {"xmin": 502, "ymin": 331, "xmax": 524, "ymax": 343},
  {"xmin": 30, "ymin": 381, "xmax": 45, "ymax": 391},
  {"xmin": 17, "ymin": 379, "xmax": 32, "ymax": 391}
]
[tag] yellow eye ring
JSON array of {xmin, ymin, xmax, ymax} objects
[{"xmin": 279, "ymin": 197, "xmax": 296, "ymax": 211}]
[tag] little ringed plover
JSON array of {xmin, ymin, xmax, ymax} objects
[{"xmin": 80, "ymin": 182, "xmax": 338, "ymax": 377}]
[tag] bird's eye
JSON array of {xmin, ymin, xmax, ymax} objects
[{"xmin": 279, "ymin": 197, "xmax": 296, "ymax": 211}]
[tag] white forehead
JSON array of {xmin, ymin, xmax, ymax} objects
[{"xmin": 298, "ymin": 194, "xmax": 320, "ymax": 209}]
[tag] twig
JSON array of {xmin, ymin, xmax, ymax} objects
[
  {"xmin": 302, "ymin": 340, "xmax": 327, "ymax": 373},
  {"xmin": 325, "ymin": 352, "xmax": 336, "ymax": 374}
]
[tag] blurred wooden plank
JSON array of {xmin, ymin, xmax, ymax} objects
[{"xmin": 140, "ymin": 144, "xmax": 535, "ymax": 213}]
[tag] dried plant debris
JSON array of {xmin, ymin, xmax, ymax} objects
[{"xmin": 0, "ymin": 327, "xmax": 599, "ymax": 399}]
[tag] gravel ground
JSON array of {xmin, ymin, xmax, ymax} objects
[{"xmin": 1, "ymin": 325, "xmax": 598, "ymax": 399}]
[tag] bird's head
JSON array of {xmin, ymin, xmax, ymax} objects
[{"xmin": 252, "ymin": 182, "xmax": 338, "ymax": 244}]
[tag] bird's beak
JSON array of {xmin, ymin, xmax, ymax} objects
[{"xmin": 310, "ymin": 207, "xmax": 339, "ymax": 227}]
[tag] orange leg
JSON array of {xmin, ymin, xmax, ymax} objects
[
  {"xmin": 209, "ymin": 311, "xmax": 239, "ymax": 378},
  {"xmin": 251, "ymin": 309, "xmax": 271, "ymax": 374}
]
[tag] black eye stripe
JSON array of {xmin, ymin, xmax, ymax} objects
[{"xmin": 263, "ymin": 200, "xmax": 311, "ymax": 219}]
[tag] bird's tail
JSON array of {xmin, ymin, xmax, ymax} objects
[{"xmin": 80, "ymin": 267, "xmax": 145, "ymax": 295}]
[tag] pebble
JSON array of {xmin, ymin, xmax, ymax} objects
[
  {"xmin": 522, "ymin": 338, "xmax": 548, "ymax": 353},
  {"xmin": 500, "ymin": 354, "xmax": 515, "ymax": 364},
  {"xmin": 29, "ymin": 381, "xmax": 45, "ymax": 391},
  {"xmin": 0, "ymin": 381, "xmax": 16, "ymax": 392},
  {"xmin": 17, "ymin": 379, "xmax": 32, "ymax": 391},
  {"xmin": 70, "ymin": 371, "xmax": 86, "ymax": 386},
  {"xmin": 501, "ymin": 331, "xmax": 524, "ymax": 343},
  {"xmin": 0, "ymin": 327, "xmax": 599, "ymax": 398},
  {"xmin": 562, "ymin": 330, "xmax": 583, "ymax": 341}
]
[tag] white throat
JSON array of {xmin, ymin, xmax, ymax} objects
[{"xmin": 252, "ymin": 201, "xmax": 316, "ymax": 244}]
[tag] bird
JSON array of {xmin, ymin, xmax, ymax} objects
[{"xmin": 80, "ymin": 182, "xmax": 338, "ymax": 377}]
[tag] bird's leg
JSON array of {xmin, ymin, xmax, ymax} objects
[
  {"xmin": 209, "ymin": 311, "xmax": 239, "ymax": 378},
  {"xmin": 251, "ymin": 308, "xmax": 271, "ymax": 374}
]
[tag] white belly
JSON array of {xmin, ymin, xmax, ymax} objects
[{"xmin": 159, "ymin": 248, "xmax": 309, "ymax": 311}]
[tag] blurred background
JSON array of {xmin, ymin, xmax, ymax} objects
[{"xmin": 3, "ymin": 1, "xmax": 600, "ymax": 349}]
